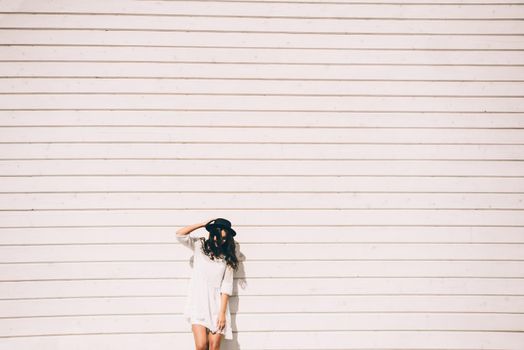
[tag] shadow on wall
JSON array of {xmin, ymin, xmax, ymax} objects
[{"xmin": 228, "ymin": 242, "xmax": 247, "ymax": 350}]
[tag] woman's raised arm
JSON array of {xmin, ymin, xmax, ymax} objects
[{"xmin": 176, "ymin": 219, "xmax": 214, "ymax": 250}]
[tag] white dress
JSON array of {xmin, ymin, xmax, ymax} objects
[{"xmin": 176, "ymin": 230, "xmax": 234, "ymax": 340}]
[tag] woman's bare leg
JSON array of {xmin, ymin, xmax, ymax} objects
[
  {"xmin": 192, "ymin": 324, "xmax": 209, "ymax": 350},
  {"xmin": 207, "ymin": 330, "xmax": 223, "ymax": 350}
]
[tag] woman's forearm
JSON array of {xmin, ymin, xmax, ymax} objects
[
  {"xmin": 176, "ymin": 220, "xmax": 209, "ymax": 236},
  {"xmin": 220, "ymin": 293, "xmax": 229, "ymax": 315}
]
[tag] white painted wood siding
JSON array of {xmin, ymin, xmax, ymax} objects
[{"xmin": 0, "ymin": 0, "xmax": 523, "ymax": 349}]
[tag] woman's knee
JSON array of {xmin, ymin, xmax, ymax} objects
[
  {"xmin": 197, "ymin": 343, "xmax": 209, "ymax": 350},
  {"xmin": 208, "ymin": 334, "xmax": 222, "ymax": 350},
  {"xmin": 208, "ymin": 341, "xmax": 221, "ymax": 350},
  {"xmin": 195, "ymin": 338, "xmax": 208, "ymax": 350}
]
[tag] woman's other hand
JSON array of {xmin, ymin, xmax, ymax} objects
[{"xmin": 216, "ymin": 312, "xmax": 226, "ymax": 332}]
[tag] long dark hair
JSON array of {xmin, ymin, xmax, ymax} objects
[{"xmin": 199, "ymin": 226, "xmax": 239, "ymax": 271}]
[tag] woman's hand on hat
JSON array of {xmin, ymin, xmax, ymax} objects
[
  {"xmin": 201, "ymin": 219, "xmax": 210, "ymax": 226},
  {"xmin": 202, "ymin": 218, "xmax": 217, "ymax": 226}
]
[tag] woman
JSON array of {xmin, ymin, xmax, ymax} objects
[{"xmin": 176, "ymin": 218, "xmax": 240, "ymax": 350}]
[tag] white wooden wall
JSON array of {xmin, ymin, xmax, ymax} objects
[{"xmin": 0, "ymin": 0, "xmax": 523, "ymax": 349}]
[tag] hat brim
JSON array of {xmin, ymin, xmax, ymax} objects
[{"xmin": 205, "ymin": 223, "xmax": 236, "ymax": 237}]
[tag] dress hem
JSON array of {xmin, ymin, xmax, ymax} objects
[{"xmin": 184, "ymin": 315, "xmax": 233, "ymax": 340}]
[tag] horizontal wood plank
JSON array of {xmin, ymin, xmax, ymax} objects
[{"xmin": 1, "ymin": 111, "xmax": 523, "ymax": 128}]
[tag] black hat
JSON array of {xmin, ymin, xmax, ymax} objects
[{"xmin": 205, "ymin": 218, "xmax": 236, "ymax": 237}]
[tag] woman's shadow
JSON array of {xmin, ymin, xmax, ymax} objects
[{"xmin": 226, "ymin": 241, "xmax": 247, "ymax": 350}]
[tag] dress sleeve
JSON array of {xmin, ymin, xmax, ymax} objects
[
  {"xmin": 176, "ymin": 232, "xmax": 196, "ymax": 250},
  {"xmin": 220, "ymin": 264, "xmax": 234, "ymax": 296}
]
